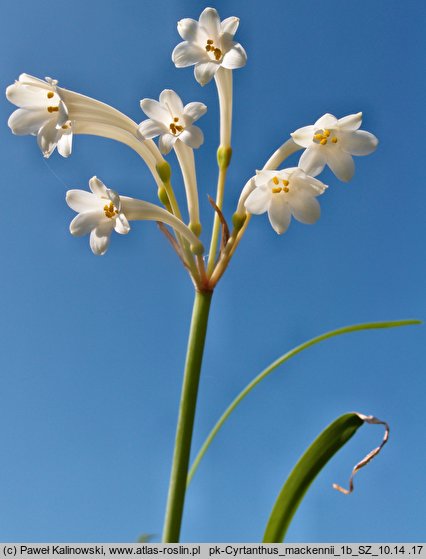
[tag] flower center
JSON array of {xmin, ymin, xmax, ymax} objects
[
  {"xmin": 104, "ymin": 202, "xmax": 118, "ymax": 219},
  {"xmin": 271, "ymin": 176, "xmax": 290, "ymax": 193},
  {"xmin": 313, "ymin": 129, "xmax": 338, "ymax": 145},
  {"xmin": 205, "ymin": 39, "xmax": 222, "ymax": 61},
  {"xmin": 169, "ymin": 116, "xmax": 184, "ymax": 136}
]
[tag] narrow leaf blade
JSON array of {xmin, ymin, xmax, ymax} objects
[{"xmin": 263, "ymin": 413, "xmax": 364, "ymax": 543}]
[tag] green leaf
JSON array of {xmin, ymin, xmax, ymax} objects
[
  {"xmin": 262, "ymin": 413, "xmax": 388, "ymax": 542},
  {"xmin": 187, "ymin": 319, "xmax": 420, "ymax": 486}
]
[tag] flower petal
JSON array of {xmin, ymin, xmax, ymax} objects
[
  {"xmin": 339, "ymin": 130, "xmax": 378, "ymax": 156},
  {"xmin": 177, "ymin": 18, "xmax": 200, "ymax": 41},
  {"xmin": 221, "ymin": 43, "xmax": 247, "ymax": 69},
  {"xmin": 315, "ymin": 113, "xmax": 338, "ymax": 129},
  {"xmin": 338, "ymin": 112, "xmax": 362, "ymax": 131},
  {"xmin": 254, "ymin": 170, "xmax": 282, "ymax": 187},
  {"xmin": 159, "ymin": 89, "xmax": 184, "ymax": 117},
  {"xmin": 89, "ymin": 176, "xmax": 109, "ymax": 197},
  {"xmin": 172, "ymin": 41, "xmax": 208, "ymax": 68},
  {"xmin": 8, "ymin": 108, "xmax": 47, "ymax": 135},
  {"xmin": 37, "ymin": 119, "xmax": 59, "ymax": 158},
  {"xmin": 114, "ymin": 213, "xmax": 130, "ymax": 235},
  {"xmin": 140, "ymin": 99, "xmax": 169, "ymax": 123},
  {"xmin": 298, "ymin": 146, "xmax": 327, "ymax": 177},
  {"xmin": 268, "ymin": 196, "xmax": 292, "ymax": 234},
  {"xmin": 183, "ymin": 102, "xmax": 207, "ymax": 123},
  {"xmin": 291, "ymin": 125, "xmax": 315, "ymax": 148},
  {"xmin": 138, "ymin": 118, "xmax": 166, "ymax": 139},
  {"xmin": 6, "ymin": 83, "xmax": 52, "ymax": 108},
  {"xmin": 244, "ymin": 187, "xmax": 271, "ymax": 214},
  {"xmin": 326, "ymin": 148, "xmax": 355, "ymax": 182},
  {"xmin": 66, "ymin": 189, "xmax": 101, "ymax": 212},
  {"xmin": 290, "ymin": 194, "xmax": 321, "ymax": 224},
  {"xmin": 90, "ymin": 224, "xmax": 113, "ymax": 255},
  {"xmin": 179, "ymin": 126, "xmax": 204, "ymax": 149},
  {"xmin": 56, "ymin": 100, "xmax": 69, "ymax": 128},
  {"xmin": 221, "ymin": 16, "xmax": 239, "ymax": 36},
  {"xmin": 158, "ymin": 133, "xmax": 176, "ymax": 154},
  {"xmin": 18, "ymin": 74, "xmax": 51, "ymax": 88},
  {"xmin": 194, "ymin": 61, "xmax": 219, "ymax": 85},
  {"xmin": 70, "ymin": 211, "xmax": 102, "ymax": 236},
  {"xmin": 56, "ymin": 130, "xmax": 72, "ymax": 157},
  {"xmin": 199, "ymin": 7, "xmax": 221, "ymax": 38}
]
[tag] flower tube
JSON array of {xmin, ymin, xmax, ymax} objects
[{"xmin": 66, "ymin": 177, "xmax": 203, "ymax": 256}]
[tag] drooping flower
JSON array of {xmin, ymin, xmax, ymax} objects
[
  {"xmin": 291, "ymin": 112, "xmax": 378, "ymax": 182},
  {"xmin": 172, "ymin": 7, "xmax": 247, "ymax": 86},
  {"xmin": 66, "ymin": 177, "xmax": 131, "ymax": 255},
  {"xmin": 66, "ymin": 177, "xmax": 204, "ymax": 256},
  {"xmin": 6, "ymin": 74, "xmax": 73, "ymax": 158},
  {"xmin": 244, "ymin": 168, "xmax": 327, "ymax": 234},
  {"xmin": 139, "ymin": 89, "xmax": 206, "ymax": 155}
]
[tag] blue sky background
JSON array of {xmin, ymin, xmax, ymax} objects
[{"xmin": 0, "ymin": 0, "xmax": 424, "ymax": 543}]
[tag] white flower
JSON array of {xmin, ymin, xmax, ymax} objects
[
  {"xmin": 138, "ymin": 89, "xmax": 206, "ymax": 155},
  {"xmin": 66, "ymin": 177, "xmax": 204, "ymax": 256},
  {"xmin": 244, "ymin": 168, "xmax": 327, "ymax": 234},
  {"xmin": 66, "ymin": 177, "xmax": 130, "ymax": 255},
  {"xmin": 172, "ymin": 7, "xmax": 247, "ymax": 86},
  {"xmin": 6, "ymin": 74, "xmax": 73, "ymax": 158},
  {"xmin": 291, "ymin": 112, "xmax": 378, "ymax": 182}
]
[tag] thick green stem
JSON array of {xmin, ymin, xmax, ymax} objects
[{"xmin": 162, "ymin": 290, "xmax": 213, "ymax": 542}]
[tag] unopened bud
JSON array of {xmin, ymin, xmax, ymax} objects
[
  {"xmin": 217, "ymin": 146, "xmax": 232, "ymax": 169},
  {"xmin": 156, "ymin": 160, "xmax": 171, "ymax": 183}
]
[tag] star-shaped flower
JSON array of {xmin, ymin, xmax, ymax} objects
[
  {"xmin": 138, "ymin": 89, "xmax": 206, "ymax": 154},
  {"xmin": 6, "ymin": 74, "xmax": 73, "ymax": 158},
  {"xmin": 244, "ymin": 168, "xmax": 327, "ymax": 234},
  {"xmin": 172, "ymin": 7, "xmax": 247, "ymax": 86},
  {"xmin": 291, "ymin": 112, "xmax": 378, "ymax": 182},
  {"xmin": 66, "ymin": 177, "xmax": 130, "ymax": 255}
]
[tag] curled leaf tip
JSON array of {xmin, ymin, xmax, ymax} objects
[{"xmin": 333, "ymin": 413, "xmax": 389, "ymax": 495}]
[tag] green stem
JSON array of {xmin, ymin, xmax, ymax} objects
[
  {"xmin": 187, "ymin": 319, "xmax": 421, "ymax": 485},
  {"xmin": 207, "ymin": 163, "xmax": 229, "ymax": 276},
  {"xmin": 162, "ymin": 289, "xmax": 213, "ymax": 542}
]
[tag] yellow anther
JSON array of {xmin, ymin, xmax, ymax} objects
[
  {"xmin": 61, "ymin": 125, "xmax": 68, "ymax": 130},
  {"xmin": 207, "ymin": 39, "xmax": 214, "ymax": 44},
  {"xmin": 283, "ymin": 187, "xmax": 290, "ymax": 193},
  {"xmin": 332, "ymin": 137, "xmax": 338, "ymax": 143},
  {"xmin": 324, "ymin": 129, "xmax": 331, "ymax": 137},
  {"xmin": 272, "ymin": 176, "xmax": 279, "ymax": 185},
  {"xmin": 47, "ymin": 106, "xmax": 59, "ymax": 113},
  {"xmin": 103, "ymin": 202, "xmax": 117, "ymax": 219},
  {"xmin": 272, "ymin": 187, "xmax": 282, "ymax": 193},
  {"xmin": 320, "ymin": 138, "xmax": 328, "ymax": 145},
  {"xmin": 282, "ymin": 179, "xmax": 289, "ymax": 186},
  {"xmin": 169, "ymin": 123, "xmax": 177, "ymax": 134},
  {"xmin": 214, "ymin": 48, "xmax": 222, "ymax": 60},
  {"xmin": 314, "ymin": 133, "xmax": 323, "ymax": 141},
  {"xmin": 174, "ymin": 117, "xmax": 179, "ymax": 122},
  {"xmin": 175, "ymin": 125, "xmax": 183, "ymax": 132},
  {"xmin": 205, "ymin": 45, "xmax": 212, "ymax": 52},
  {"xmin": 47, "ymin": 91, "xmax": 54, "ymax": 99}
]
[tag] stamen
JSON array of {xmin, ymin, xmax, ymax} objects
[
  {"xmin": 314, "ymin": 133, "xmax": 323, "ymax": 141},
  {"xmin": 169, "ymin": 123, "xmax": 177, "ymax": 134},
  {"xmin": 47, "ymin": 91, "xmax": 54, "ymax": 99},
  {"xmin": 283, "ymin": 187, "xmax": 290, "ymax": 193},
  {"xmin": 206, "ymin": 45, "xmax": 212, "ymax": 52},
  {"xmin": 207, "ymin": 39, "xmax": 214, "ymax": 44},
  {"xmin": 324, "ymin": 129, "xmax": 331, "ymax": 137},
  {"xmin": 214, "ymin": 48, "xmax": 222, "ymax": 60},
  {"xmin": 47, "ymin": 106, "xmax": 59, "ymax": 113},
  {"xmin": 332, "ymin": 137, "xmax": 338, "ymax": 143},
  {"xmin": 175, "ymin": 125, "xmax": 183, "ymax": 132},
  {"xmin": 174, "ymin": 117, "xmax": 179, "ymax": 122},
  {"xmin": 282, "ymin": 179, "xmax": 289, "ymax": 186},
  {"xmin": 272, "ymin": 176, "xmax": 279, "ymax": 185},
  {"xmin": 320, "ymin": 138, "xmax": 328, "ymax": 145},
  {"xmin": 104, "ymin": 202, "xmax": 117, "ymax": 219},
  {"xmin": 272, "ymin": 187, "xmax": 282, "ymax": 193},
  {"xmin": 61, "ymin": 125, "xmax": 68, "ymax": 130}
]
